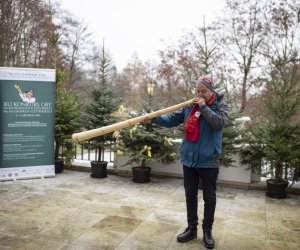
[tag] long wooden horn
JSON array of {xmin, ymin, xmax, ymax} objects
[{"xmin": 72, "ymin": 99, "xmax": 194, "ymax": 142}]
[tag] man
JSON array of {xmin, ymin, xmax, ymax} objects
[
  {"xmin": 15, "ymin": 84, "xmax": 36, "ymax": 103},
  {"xmin": 148, "ymin": 77, "xmax": 228, "ymax": 249}
]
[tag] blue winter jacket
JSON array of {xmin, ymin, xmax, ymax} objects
[{"xmin": 152, "ymin": 94, "xmax": 228, "ymax": 168}]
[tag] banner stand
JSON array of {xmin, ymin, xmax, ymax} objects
[{"xmin": 0, "ymin": 67, "xmax": 56, "ymax": 181}]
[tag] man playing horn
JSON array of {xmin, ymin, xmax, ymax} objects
[{"xmin": 145, "ymin": 76, "xmax": 228, "ymax": 249}]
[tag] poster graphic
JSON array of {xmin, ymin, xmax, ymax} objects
[{"xmin": 0, "ymin": 67, "xmax": 56, "ymax": 180}]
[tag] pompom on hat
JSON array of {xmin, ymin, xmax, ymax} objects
[{"xmin": 197, "ymin": 76, "xmax": 215, "ymax": 91}]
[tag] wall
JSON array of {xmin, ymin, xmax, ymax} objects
[{"xmin": 114, "ymin": 149, "xmax": 259, "ymax": 184}]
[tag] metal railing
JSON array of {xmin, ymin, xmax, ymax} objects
[{"xmin": 61, "ymin": 140, "xmax": 115, "ymax": 163}]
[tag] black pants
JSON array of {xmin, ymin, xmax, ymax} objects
[{"xmin": 183, "ymin": 165, "xmax": 218, "ymax": 230}]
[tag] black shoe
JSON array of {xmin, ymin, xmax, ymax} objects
[
  {"xmin": 177, "ymin": 226, "xmax": 197, "ymax": 242},
  {"xmin": 203, "ymin": 230, "xmax": 215, "ymax": 249}
]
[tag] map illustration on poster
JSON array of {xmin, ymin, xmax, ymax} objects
[{"xmin": 0, "ymin": 67, "xmax": 56, "ymax": 180}]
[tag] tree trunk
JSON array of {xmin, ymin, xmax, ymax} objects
[
  {"xmin": 275, "ymin": 161, "xmax": 282, "ymax": 183},
  {"xmin": 240, "ymin": 72, "xmax": 248, "ymax": 112},
  {"xmin": 97, "ymin": 147, "xmax": 104, "ymax": 162},
  {"xmin": 141, "ymin": 159, "xmax": 146, "ymax": 168},
  {"xmin": 55, "ymin": 141, "xmax": 61, "ymax": 160}
]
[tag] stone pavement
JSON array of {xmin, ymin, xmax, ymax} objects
[{"xmin": 0, "ymin": 170, "xmax": 299, "ymax": 250}]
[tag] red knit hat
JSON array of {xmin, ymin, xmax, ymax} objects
[{"xmin": 197, "ymin": 76, "xmax": 215, "ymax": 91}]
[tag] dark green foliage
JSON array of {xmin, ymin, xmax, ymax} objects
[
  {"xmin": 221, "ymin": 110, "xmax": 244, "ymax": 167},
  {"xmin": 242, "ymin": 121, "xmax": 300, "ymax": 183},
  {"xmin": 241, "ymin": 61, "xmax": 300, "ymax": 184},
  {"xmin": 81, "ymin": 48, "xmax": 121, "ymax": 162},
  {"xmin": 82, "ymin": 82, "xmax": 121, "ymax": 159},
  {"xmin": 118, "ymin": 85, "xmax": 178, "ymax": 168},
  {"xmin": 240, "ymin": 124, "xmax": 265, "ymax": 174},
  {"xmin": 55, "ymin": 69, "xmax": 81, "ymax": 165},
  {"xmin": 119, "ymin": 118, "xmax": 178, "ymax": 168},
  {"xmin": 219, "ymin": 83, "xmax": 245, "ymax": 168}
]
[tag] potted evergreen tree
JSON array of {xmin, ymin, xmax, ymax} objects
[
  {"xmin": 241, "ymin": 5, "xmax": 300, "ymax": 198},
  {"xmin": 221, "ymin": 109, "xmax": 244, "ymax": 168},
  {"xmin": 81, "ymin": 47, "xmax": 121, "ymax": 178},
  {"xmin": 241, "ymin": 60, "xmax": 300, "ymax": 198},
  {"xmin": 49, "ymin": 31, "xmax": 80, "ymax": 173},
  {"xmin": 54, "ymin": 68, "xmax": 81, "ymax": 173},
  {"xmin": 116, "ymin": 82, "xmax": 178, "ymax": 183}
]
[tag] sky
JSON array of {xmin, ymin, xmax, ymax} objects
[{"xmin": 58, "ymin": 0, "xmax": 225, "ymax": 70}]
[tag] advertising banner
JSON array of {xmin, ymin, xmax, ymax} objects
[{"xmin": 0, "ymin": 67, "xmax": 56, "ymax": 180}]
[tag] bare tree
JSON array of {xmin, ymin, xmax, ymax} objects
[
  {"xmin": 157, "ymin": 47, "xmax": 187, "ymax": 105},
  {"xmin": 217, "ymin": 0, "xmax": 266, "ymax": 112},
  {"xmin": 0, "ymin": 0, "xmax": 58, "ymax": 67},
  {"xmin": 58, "ymin": 11, "xmax": 92, "ymax": 84},
  {"xmin": 262, "ymin": 0, "xmax": 300, "ymax": 67},
  {"xmin": 157, "ymin": 17, "xmax": 223, "ymax": 106},
  {"xmin": 261, "ymin": 0, "xmax": 300, "ymax": 120},
  {"xmin": 116, "ymin": 53, "xmax": 148, "ymax": 110}
]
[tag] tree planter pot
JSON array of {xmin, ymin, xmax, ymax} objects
[
  {"xmin": 91, "ymin": 161, "xmax": 108, "ymax": 178},
  {"xmin": 266, "ymin": 179, "xmax": 288, "ymax": 199},
  {"xmin": 55, "ymin": 158, "xmax": 64, "ymax": 174},
  {"xmin": 132, "ymin": 167, "xmax": 151, "ymax": 183}
]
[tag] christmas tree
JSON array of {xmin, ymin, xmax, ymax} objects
[
  {"xmin": 116, "ymin": 81, "xmax": 178, "ymax": 168},
  {"xmin": 81, "ymin": 47, "xmax": 121, "ymax": 162}
]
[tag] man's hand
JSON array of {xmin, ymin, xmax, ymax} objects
[
  {"xmin": 142, "ymin": 115, "xmax": 152, "ymax": 123},
  {"xmin": 193, "ymin": 96, "xmax": 205, "ymax": 106},
  {"xmin": 14, "ymin": 84, "xmax": 22, "ymax": 94}
]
